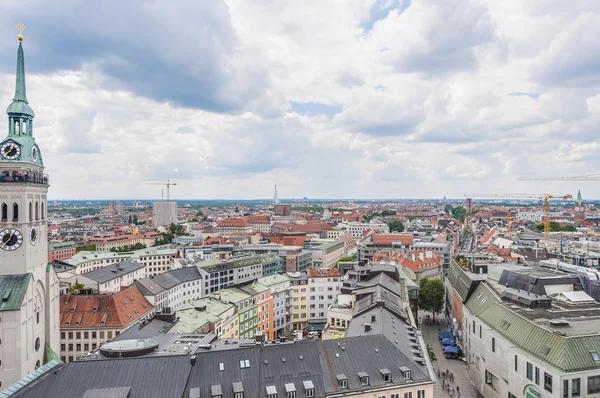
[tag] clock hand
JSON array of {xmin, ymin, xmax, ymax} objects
[{"xmin": 1, "ymin": 233, "xmax": 13, "ymax": 248}]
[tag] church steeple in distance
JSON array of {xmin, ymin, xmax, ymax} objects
[
  {"xmin": 576, "ymin": 189, "xmax": 583, "ymax": 205},
  {"xmin": 1, "ymin": 22, "xmax": 42, "ymax": 166}
]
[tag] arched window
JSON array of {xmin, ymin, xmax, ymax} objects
[
  {"xmin": 36, "ymin": 311, "xmax": 40, "ymax": 324},
  {"xmin": 29, "ymin": 202, "xmax": 32, "ymax": 221},
  {"xmin": 13, "ymin": 203, "xmax": 18, "ymax": 222},
  {"xmin": 14, "ymin": 120, "xmax": 19, "ymax": 134},
  {"xmin": 35, "ymin": 201, "xmax": 39, "ymax": 220},
  {"xmin": 41, "ymin": 203, "xmax": 45, "ymax": 219},
  {"xmin": 1, "ymin": 203, "xmax": 6, "ymax": 222},
  {"xmin": 22, "ymin": 121, "xmax": 26, "ymax": 135}
]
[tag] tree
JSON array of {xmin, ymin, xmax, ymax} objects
[
  {"xmin": 427, "ymin": 345, "xmax": 437, "ymax": 364},
  {"xmin": 128, "ymin": 215, "xmax": 132, "ymax": 224},
  {"xmin": 418, "ymin": 278, "xmax": 445, "ymax": 320},
  {"xmin": 132, "ymin": 215, "xmax": 138, "ymax": 225},
  {"xmin": 536, "ymin": 222, "xmax": 577, "ymax": 232},
  {"xmin": 69, "ymin": 279, "xmax": 85, "ymax": 293},
  {"xmin": 387, "ymin": 220, "xmax": 405, "ymax": 232}
]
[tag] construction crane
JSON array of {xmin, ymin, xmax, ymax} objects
[
  {"xmin": 464, "ymin": 193, "xmax": 572, "ymax": 242},
  {"xmin": 144, "ymin": 179, "xmax": 177, "ymax": 200},
  {"xmin": 518, "ymin": 174, "xmax": 600, "ymax": 181}
]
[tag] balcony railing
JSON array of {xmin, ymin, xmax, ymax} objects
[{"xmin": 0, "ymin": 173, "xmax": 49, "ymax": 185}]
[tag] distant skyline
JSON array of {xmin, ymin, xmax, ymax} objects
[{"xmin": 1, "ymin": 1, "xmax": 599, "ymax": 199}]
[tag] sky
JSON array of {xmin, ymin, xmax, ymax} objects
[{"xmin": 0, "ymin": 0, "xmax": 599, "ymax": 200}]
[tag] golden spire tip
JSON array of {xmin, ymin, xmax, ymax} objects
[{"xmin": 16, "ymin": 21, "xmax": 25, "ymax": 42}]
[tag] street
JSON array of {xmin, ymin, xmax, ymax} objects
[{"xmin": 419, "ymin": 311, "xmax": 480, "ymax": 398}]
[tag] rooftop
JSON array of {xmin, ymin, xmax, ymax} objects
[
  {"xmin": 67, "ymin": 247, "xmax": 177, "ymax": 267},
  {"xmin": 175, "ymin": 298, "xmax": 235, "ymax": 333},
  {"xmin": 82, "ymin": 260, "xmax": 144, "ymax": 283}
]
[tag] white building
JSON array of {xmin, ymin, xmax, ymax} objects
[
  {"xmin": 306, "ymin": 268, "xmax": 342, "ymax": 327},
  {"xmin": 65, "ymin": 247, "xmax": 178, "ymax": 277},
  {"xmin": 345, "ymin": 221, "xmax": 389, "ymax": 239},
  {"xmin": 152, "ymin": 201, "xmax": 177, "ymax": 227},
  {"xmin": 134, "ymin": 267, "xmax": 203, "ymax": 313},
  {"xmin": 80, "ymin": 260, "xmax": 146, "ymax": 293},
  {"xmin": 0, "ymin": 39, "xmax": 60, "ymax": 387},
  {"xmin": 447, "ymin": 262, "xmax": 600, "ymax": 398}
]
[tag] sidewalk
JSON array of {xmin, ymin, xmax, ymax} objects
[{"xmin": 419, "ymin": 312, "xmax": 480, "ymax": 398}]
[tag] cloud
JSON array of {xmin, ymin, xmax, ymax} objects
[
  {"xmin": 0, "ymin": 1, "xmax": 600, "ymax": 199},
  {"xmin": 0, "ymin": 0, "xmax": 269, "ymax": 112}
]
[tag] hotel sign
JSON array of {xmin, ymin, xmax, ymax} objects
[{"xmin": 523, "ymin": 384, "xmax": 542, "ymax": 398}]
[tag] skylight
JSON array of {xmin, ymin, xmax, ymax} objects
[{"xmin": 591, "ymin": 351, "xmax": 600, "ymax": 361}]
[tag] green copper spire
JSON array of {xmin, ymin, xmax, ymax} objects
[
  {"xmin": 576, "ymin": 189, "xmax": 583, "ymax": 205},
  {"xmin": 14, "ymin": 42, "xmax": 27, "ymax": 102},
  {"xmin": 6, "ymin": 40, "xmax": 34, "ymax": 117}
]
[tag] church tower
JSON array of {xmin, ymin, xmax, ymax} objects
[
  {"xmin": 574, "ymin": 189, "xmax": 585, "ymax": 227},
  {"xmin": 0, "ymin": 27, "xmax": 60, "ymax": 387}
]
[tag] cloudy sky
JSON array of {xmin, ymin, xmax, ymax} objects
[{"xmin": 0, "ymin": 0, "xmax": 599, "ymax": 200}]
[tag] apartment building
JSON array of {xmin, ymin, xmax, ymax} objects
[
  {"xmin": 48, "ymin": 241, "xmax": 77, "ymax": 262},
  {"xmin": 217, "ymin": 288, "xmax": 258, "ymax": 340},
  {"xmin": 194, "ymin": 254, "xmax": 281, "ymax": 295},
  {"xmin": 247, "ymin": 214, "xmax": 271, "ymax": 233},
  {"xmin": 259, "ymin": 274, "xmax": 292, "ymax": 337},
  {"xmin": 87, "ymin": 232, "xmax": 159, "ymax": 251},
  {"xmin": 345, "ymin": 221, "xmax": 389, "ymax": 239},
  {"xmin": 446, "ymin": 261, "xmax": 600, "ymax": 398},
  {"xmin": 240, "ymin": 282, "xmax": 274, "ymax": 340},
  {"xmin": 307, "ymin": 267, "xmax": 342, "ymax": 329},
  {"xmin": 65, "ymin": 247, "xmax": 178, "ymax": 276},
  {"xmin": 215, "ymin": 217, "xmax": 253, "ymax": 235},
  {"xmin": 59, "ymin": 286, "xmax": 154, "ymax": 363},
  {"xmin": 287, "ymin": 271, "xmax": 309, "ymax": 330},
  {"xmin": 306, "ymin": 240, "xmax": 345, "ymax": 268},
  {"xmin": 236, "ymin": 243, "xmax": 313, "ymax": 272},
  {"xmin": 134, "ymin": 267, "xmax": 203, "ymax": 313},
  {"xmin": 80, "ymin": 260, "xmax": 146, "ymax": 293}
]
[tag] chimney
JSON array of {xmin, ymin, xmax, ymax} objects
[
  {"xmin": 426, "ymin": 251, "xmax": 432, "ymax": 259},
  {"xmin": 419, "ymin": 252, "xmax": 424, "ymax": 261},
  {"xmin": 364, "ymin": 323, "xmax": 371, "ymax": 332},
  {"xmin": 411, "ymin": 253, "xmax": 415, "ymax": 262},
  {"xmin": 190, "ymin": 355, "xmax": 197, "ymax": 367}
]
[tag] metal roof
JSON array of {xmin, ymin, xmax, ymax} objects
[
  {"xmin": 472, "ymin": 284, "xmax": 600, "ymax": 372},
  {"xmin": 0, "ymin": 274, "xmax": 31, "ymax": 311},
  {"xmin": 82, "ymin": 260, "xmax": 144, "ymax": 283}
]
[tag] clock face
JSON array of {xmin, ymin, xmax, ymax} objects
[
  {"xmin": 31, "ymin": 145, "xmax": 39, "ymax": 163},
  {"xmin": 29, "ymin": 226, "xmax": 38, "ymax": 246},
  {"xmin": 1, "ymin": 142, "xmax": 20, "ymax": 160},
  {"xmin": 0, "ymin": 228, "xmax": 23, "ymax": 251}
]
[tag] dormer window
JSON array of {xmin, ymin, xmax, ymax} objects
[
  {"xmin": 336, "ymin": 374, "xmax": 348, "ymax": 389},
  {"xmin": 380, "ymin": 369, "xmax": 392, "ymax": 383},
  {"xmin": 284, "ymin": 383, "xmax": 296, "ymax": 398},
  {"xmin": 211, "ymin": 384, "xmax": 222, "ymax": 398},
  {"xmin": 358, "ymin": 372, "xmax": 369, "ymax": 386},
  {"xmin": 233, "ymin": 381, "xmax": 244, "ymax": 398},
  {"xmin": 303, "ymin": 380, "xmax": 315, "ymax": 397},
  {"xmin": 266, "ymin": 385, "xmax": 277, "ymax": 398},
  {"xmin": 400, "ymin": 366, "xmax": 411, "ymax": 380}
]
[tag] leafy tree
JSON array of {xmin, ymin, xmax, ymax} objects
[
  {"xmin": 69, "ymin": 279, "xmax": 85, "ymax": 293},
  {"xmin": 189, "ymin": 218, "xmax": 199, "ymax": 222},
  {"xmin": 132, "ymin": 215, "xmax": 138, "ymax": 225},
  {"xmin": 128, "ymin": 215, "xmax": 132, "ymax": 224},
  {"xmin": 110, "ymin": 242, "xmax": 147, "ymax": 252},
  {"xmin": 387, "ymin": 220, "xmax": 405, "ymax": 232},
  {"xmin": 337, "ymin": 254, "xmax": 357, "ymax": 263},
  {"xmin": 536, "ymin": 222, "xmax": 577, "ymax": 232},
  {"xmin": 418, "ymin": 278, "xmax": 445, "ymax": 320},
  {"xmin": 427, "ymin": 345, "xmax": 437, "ymax": 364},
  {"xmin": 76, "ymin": 244, "xmax": 97, "ymax": 252}
]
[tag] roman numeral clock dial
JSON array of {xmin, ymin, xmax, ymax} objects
[{"xmin": 0, "ymin": 228, "xmax": 23, "ymax": 251}]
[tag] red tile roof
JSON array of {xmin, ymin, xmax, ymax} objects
[
  {"xmin": 217, "ymin": 217, "xmax": 251, "ymax": 227},
  {"xmin": 60, "ymin": 287, "xmax": 153, "ymax": 329},
  {"xmin": 307, "ymin": 268, "xmax": 341, "ymax": 278},
  {"xmin": 372, "ymin": 233, "xmax": 414, "ymax": 246},
  {"xmin": 246, "ymin": 215, "xmax": 269, "ymax": 223}
]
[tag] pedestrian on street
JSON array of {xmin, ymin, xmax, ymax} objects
[
  {"xmin": 442, "ymin": 379, "xmax": 445, "ymax": 389},
  {"xmin": 457, "ymin": 387, "xmax": 460, "ymax": 393},
  {"xmin": 458, "ymin": 392, "xmax": 461, "ymax": 398}
]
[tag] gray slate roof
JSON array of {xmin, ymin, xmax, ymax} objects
[
  {"xmin": 147, "ymin": 266, "xmax": 201, "ymax": 290},
  {"xmin": 82, "ymin": 260, "xmax": 144, "ymax": 283},
  {"xmin": 14, "ymin": 356, "xmax": 192, "ymax": 398}
]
